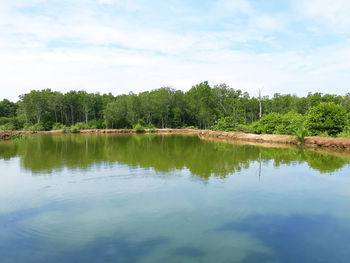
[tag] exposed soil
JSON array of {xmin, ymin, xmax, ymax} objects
[{"xmin": 197, "ymin": 130, "xmax": 350, "ymax": 150}]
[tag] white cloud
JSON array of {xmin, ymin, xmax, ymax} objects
[
  {"xmin": 217, "ymin": 0, "xmax": 253, "ymax": 14},
  {"xmin": 253, "ymin": 15, "xmax": 286, "ymax": 31},
  {"xmin": 297, "ymin": 0, "xmax": 350, "ymax": 32},
  {"xmin": 0, "ymin": 0, "xmax": 349, "ymax": 101}
]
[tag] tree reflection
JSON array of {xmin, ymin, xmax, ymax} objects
[{"xmin": 0, "ymin": 134, "xmax": 349, "ymax": 176}]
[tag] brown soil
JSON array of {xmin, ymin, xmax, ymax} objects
[{"xmin": 198, "ymin": 130, "xmax": 350, "ymax": 150}]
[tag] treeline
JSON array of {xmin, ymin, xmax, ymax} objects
[{"xmin": 0, "ymin": 81, "xmax": 350, "ymax": 137}]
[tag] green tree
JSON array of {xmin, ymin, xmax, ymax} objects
[{"xmin": 306, "ymin": 102, "xmax": 347, "ymax": 136}]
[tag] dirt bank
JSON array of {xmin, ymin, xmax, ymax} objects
[
  {"xmin": 79, "ymin": 128, "xmax": 198, "ymax": 134},
  {"xmin": 198, "ymin": 130, "xmax": 350, "ymax": 150},
  {"xmin": 0, "ymin": 129, "xmax": 198, "ymax": 139},
  {"xmin": 0, "ymin": 131, "xmax": 12, "ymax": 140}
]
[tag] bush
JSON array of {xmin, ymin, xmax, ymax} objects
[
  {"xmin": 9, "ymin": 133, "xmax": 23, "ymax": 140},
  {"xmin": 73, "ymin": 122, "xmax": 90, "ymax": 130},
  {"xmin": 212, "ymin": 116, "xmax": 235, "ymax": 131},
  {"xmin": 133, "ymin": 119, "xmax": 146, "ymax": 133},
  {"xmin": 146, "ymin": 123, "xmax": 156, "ymax": 129},
  {"xmin": 250, "ymin": 113, "xmax": 283, "ymax": 134},
  {"xmin": 88, "ymin": 119, "xmax": 105, "ymax": 129},
  {"xmin": 306, "ymin": 102, "xmax": 347, "ymax": 136},
  {"xmin": 0, "ymin": 117, "xmax": 24, "ymax": 130},
  {"xmin": 0, "ymin": 117, "xmax": 11, "ymax": 126},
  {"xmin": 134, "ymin": 123, "xmax": 145, "ymax": 133},
  {"xmin": 249, "ymin": 111, "xmax": 306, "ymax": 135},
  {"xmin": 295, "ymin": 125, "xmax": 308, "ymax": 145},
  {"xmin": 275, "ymin": 111, "xmax": 306, "ymax": 135},
  {"xmin": 24, "ymin": 122, "xmax": 45, "ymax": 131},
  {"xmin": 237, "ymin": 124, "xmax": 251, "ymax": 133},
  {"xmin": 337, "ymin": 125, "xmax": 350, "ymax": 138},
  {"xmin": 62, "ymin": 125, "xmax": 71, "ymax": 133},
  {"xmin": 0, "ymin": 122, "xmax": 15, "ymax": 131},
  {"xmin": 52, "ymin": 123, "xmax": 64, "ymax": 130}
]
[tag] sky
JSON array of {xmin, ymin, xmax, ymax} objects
[{"xmin": 0, "ymin": 0, "xmax": 350, "ymax": 101}]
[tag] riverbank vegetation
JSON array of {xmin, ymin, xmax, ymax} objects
[{"xmin": 0, "ymin": 82, "xmax": 349, "ymax": 138}]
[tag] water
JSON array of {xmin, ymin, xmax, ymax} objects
[{"xmin": 1, "ymin": 134, "xmax": 350, "ymax": 263}]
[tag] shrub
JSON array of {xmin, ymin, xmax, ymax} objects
[
  {"xmin": 274, "ymin": 111, "xmax": 306, "ymax": 135},
  {"xmin": 212, "ymin": 116, "xmax": 235, "ymax": 131},
  {"xmin": 24, "ymin": 122, "xmax": 45, "ymax": 131},
  {"xmin": 62, "ymin": 125, "xmax": 71, "ymax": 133},
  {"xmin": 250, "ymin": 113, "xmax": 283, "ymax": 134},
  {"xmin": 0, "ymin": 117, "xmax": 11, "ymax": 126},
  {"xmin": 73, "ymin": 122, "xmax": 90, "ymax": 130},
  {"xmin": 306, "ymin": 102, "xmax": 347, "ymax": 136},
  {"xmin": 133, "ymin": 119, "xmax": 146, "ymax": 133},
  {"xmin": 295, "ymin": 125, "xmax": 308, "ymax": 145},
  {"xmin": 146, "ymin": 123, "xmax": 156, "ymax": 129},
  {"xmin": 88, "ymin": 119, "xmax": 105, "ymax": 129},
  {"xmin": 0, "ymin": 123, "xmax": 15, "ymax": 131},
  {"xmin": 9, "ymin": 133, "xmax": 23, "ymax": 140},
  {"xmin": 237, "ymin": 124, "xmax": 251, "ymax": 133},
  {"xmin": 0, "ymin": 117, "xmax": 24, "ymax": 130},
  {"xmin": 134, "ymin": 123, "xmax": 145, "ymax": 133},
  {"xmin": 52, "ymin": 123, "xmax": 64, "ymax": 130},
  {"xmin": 250, "ymin": 111, "xmax": 306, "ymax": 135}
]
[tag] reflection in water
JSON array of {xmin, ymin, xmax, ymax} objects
[
  {"xmin": 0, "ymin": 134, "xmax": 349, "ymax": 176},
  {"xmin": 1, "ymin": 134, "xmax": 350, "ymax": 263},
  {"xmin": 218, "ymin": 214, "xmax": 350, "ymax": 263}
]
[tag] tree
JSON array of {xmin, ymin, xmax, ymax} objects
[{"xmin": 306, "ymin": 102, "xmax": 347, "ymax": 136}]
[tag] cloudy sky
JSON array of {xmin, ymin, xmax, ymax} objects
[{"xmin": 0, "ymin": 0, "xmax": 350, "ymax": 101}]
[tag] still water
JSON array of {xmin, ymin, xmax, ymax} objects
[{"xmin": 1, "ymin": 134, "xmax": 350, "ymax": 263}]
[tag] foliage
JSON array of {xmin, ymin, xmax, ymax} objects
[
  {"xmin": 72, "ymin": 122, "xmax": 90, "ymax": 130},
  {"xmin": 237, "ymin": 124, "xmax": 251, "ymax": 133},
  {"xmin": 9, "ymin": 133, "xmax": 24, "ymax": 140},
  {"xmin": 52, "ymin": 122, "xmax": 64, "ymax": 130},
  {"xmin": 0, "ymin": 123, "xmax": 15, "ymax": 131},
  {"xmin": 250, "ymin": 113, "xmax": 283, "ymax": 134},
  {"xmin": 337, "ymin": 125, "xmax": 350, "ymax": 138},
  {"xmin": 134, "ymin": 124, "xmax": 145, "ymax": 133},
  {"xmin": 306, "ymin": 102, "xmax": 347, "ymax": 136},
  {"xmin": 213, "ymin": 116, "xmax": 235, "ymax": 131},
  {"xmin": 0, "ymin": 117, "xmax": 24, "ymax": 130},
  {"xmin": 250, "ymin": 111, "xmax": 305, "ymax": 135},
  {"xmin": 134, "ymin": 119, "xmax": 146, "ymax": 132},
  {"xmin": 88, "ymin": 119, "xmax": 105, "ymax": 129},
  {"xmin": 62, "ymin": 125, "xmax": 71, "ymax": 133},
  {"xmin": 24, "ymin": 122, "xmax": 45, "ymax": 131},
  {"xmin": 295, "ymin": 125, "xmax": 308, "ymax": 145},
  {"xmin": 0, "ymin": 85, "xmax": 349, "ymax": 138}
]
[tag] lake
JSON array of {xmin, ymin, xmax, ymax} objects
[{"xmin": 1, "ymin": 134, "xmax": 350, "ymax": 263}]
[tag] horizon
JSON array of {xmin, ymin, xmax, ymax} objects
[{"xmin": 1, "ymin": 0, "xmax": 350, "ymax": 101}]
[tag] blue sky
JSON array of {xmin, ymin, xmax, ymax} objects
[{"xmin": 0, "ymin": 0, "xmax": 349, "ymax": 101}]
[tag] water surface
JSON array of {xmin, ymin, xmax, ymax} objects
[{"xmin": 1, "ymin": 134, "xmax": 350, "ymax": 263}]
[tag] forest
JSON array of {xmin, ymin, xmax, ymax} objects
[{"xmin": 0, "ymin": 81, "xmax": 350, "ymax": 138}]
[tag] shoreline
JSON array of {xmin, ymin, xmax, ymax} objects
[{"xmin": 1, "ymin": 129, "xmax": 350, "ymax": 152}]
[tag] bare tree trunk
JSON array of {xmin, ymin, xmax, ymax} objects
[
  {"xmin": 70, "ymin": 105, "xmax": 74, "ymax": 125},
  {"xmin": 54, "ymin": 107, "xmax": 58, "ymax": 123},
  {"xmin": 258, "ymin": 88, "xmax": 263, "ymax": 120},
  {"xmin": 85, "ymin": 105, "xmax": 88, "ymax": 124}
]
